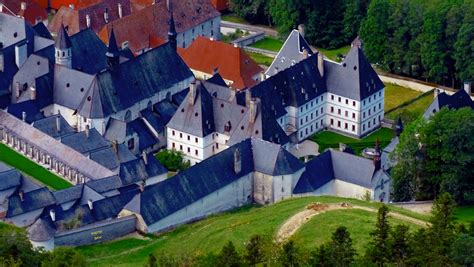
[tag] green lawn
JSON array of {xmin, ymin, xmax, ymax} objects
[
  {"xmin": 292, "ymin": 209, "xmax": 422, "ymax": 254},
  {"xmin": 318, "ymin": 45, "xmax": 351, "ymax": 62},
  {"xmin": 221, "ymin": 14, "xmax": 249, "ymax": 24},
  {"xmin": 77, "ymin": 196, "xmax": 427, "ymax": 266},
  {"xmin": 384, "ymin": 83, "xmax": 423, "ymax": 113},
  {"xmin": 250, "ymin": 37, "xmax": 284, "ymax": 52},
  {"xmin": 454, "ymin": 206, "xmax": 474, "ymax": 225},
  {"xmin": 385, "ymin": 92, "xmax": 434, "ymax": 123},
  {"xmin": 247, "ymin": 52, "xmax": 274, "ymax": 67},
  {"xmin": 310, "ymin": 128, "xmax": 395, "ymax": 155},
  {"xmin": 0, "ymin": 143, "xmax": 72, "ymax": 190}
]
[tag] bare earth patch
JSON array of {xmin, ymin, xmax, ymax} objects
[{"xmin": 276, "ymin": 203, "xmax": 428, "ymax": 242}]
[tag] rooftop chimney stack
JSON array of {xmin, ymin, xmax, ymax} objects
[
  {"xmin": 19, "ymin": 190, "xmax": 24, "ymax": 202},
  {"xmin": 118, "ymin": 3, "xmax": 123, "ymax": 18},
  {"xmin": 22, "ymin": 111, "xmax": 26, "ymax": 122},
  {"xmin": 50, "ymin": 209, "xmax": 56, "ymax": 222},
  {"xmin": 317, "ymin": 52, "xmax": 324, "ymax": 78},
  {"xmin": 104, "ymin": 8, "xmax": 109, "ymax": 23},
  {"xmin": 56, "ymin": 113, "xmax": 62, "ymax": 133},
  {"xmin": 20, "ymin": 2, "xmax": 26, "ymax": 11},
  {"xmin": 69, "ymin": 4, "xmax": 74, "ymax": 9},
  {"xmin": 85, "ymin": 125, "xmax": 90, "ymax": 138},
  {"xmin": 87, "ymin": 199, "xmax": 93, "ymax": 210},
  {"xmin": 234, "ymin": 148, "xmax": 241, "ymax": 174},
  {"xmin": 298, "ymin": 24, "xmax": 305, "ymax": 38},
  {"xmin": 245, "ymin": 89, "xmax": 251, "ymax": 107},
  {"xmin": 142, "ymin": 151, "xmax": 148, "ymax": 165},
  {"xmin": 303, "ymin": 48, "xmax": 309, "ymax": 59},
  {"xmin": 188, "ymin": 80, "xmax": 197, "ymax": 105},
  {"xmin": 139, "ymin": 180, "xmax": 145, "ymax": 192},
  {"xmin": 30, "ymin": 86, "xmax": 36, "ymax": 100},
  {"xmin": 112, "ymin": 140, "xmax": 118, "ymax": 153},
  {"xmin": 86, "ymin": 14, "xmax": 91, "ymax": 28},
  {"xmin": 15, "ymin": 82, "xmax": 20, "ymax": 98},
  {"xmin": 464, "ymin": 81, "xmax": 472, "ymax": 95},
  {"xmin": 249, "ymin": 98, "xmax": 259, "ymax": 123}
]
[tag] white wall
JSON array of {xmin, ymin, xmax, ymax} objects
[
  {"xmin": 297, "ymin": 179, "xmax": 372, "ymax": 200},
  {"xmin": 177, "ymin": 17, "xmax": 221, "ymax": 48},
  {"xmin": 147, "ymin": 173, "xmax": 252, "ymax": 233}
]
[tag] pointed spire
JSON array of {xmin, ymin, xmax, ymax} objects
[
  {"xmin": 55, "ymin": 23, "xmax": 72, "ymax": 50},
  {"xmin": 168, "ymin": 11, "xmax": 177, "ymax": 51},
  {"xmin": 395, "ymin": 117, "xmax": 404, "ymax": 137},
  {"xmin": 106, "ymin": 28, "xmax": 120, "ymax": 67}
]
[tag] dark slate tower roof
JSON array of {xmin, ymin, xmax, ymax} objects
[
  {"xmin": 55, "ymin": 24, "xmax": 72, "ymax": 49},
  {"xmin": 168, "ymin": 12, "xmax": 177, "ymax": 51},
  {"xmin": 106, "ymin": 28, "xmax": 120, "ymax": 58},
  {"xmin": 324, "ymin": 46, "xmax": 384, "ymax": 100}
]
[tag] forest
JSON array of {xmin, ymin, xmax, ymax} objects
[{"xmin": 229, "ymin": 0, "xmax": 474, "ymax": 88}]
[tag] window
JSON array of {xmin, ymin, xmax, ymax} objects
[
  {"xmin": 195, "ymin": 150, "xmax": 198, "ymax": 156},
  {"xmin": 379, "ymin": 103, "xmax": 382, "ymax": 109},
  {"xmin": 368, "ymin": 110, "xmax": 371, "ymax": 116},
  {"xmin": 187, "ymin": 135, "xmax": 190, "ymax": 141},
  {"xmin": 172, "ymin": 142, "xmax": 175, "ymax": 148},
  {"xmin": 187, "ymin": 147, "xmax": 190, "ymax": 153},
  {"xmin": 195, "ymin": 137, "xmax": 198, "ymax": 143},
  {"xmin": 330, "ymin": 107, "xmax": 334, "ymax": 113},
  {"xmin": 127, "ymin": 138, "xmax": 134, "ymax": 150},
  {"xmin": 216, "ymin": 143, "xmax": 219, "ymax": 149},
  {"xmin": 373, "ymin": 106, "xmax": 376, "ymax": 112},
  {"xmin": 330, "ymin": 119, "xmax": 334, "ymax": 126},
  {"xmin": 373, "ymin": 118, "xmax": 376, "ymax": 124},
  {"xmin": 353, "ymin": 101, "xmax": 356, "ymax": 106},
  {"xmin": 179, "ymin": 133, "xmax": 182, "ymax": 138},
  {"xmin": 338, "ymin": 97, "xmax": 341, "ymax": 102},
  {"xmin": 379, "ymin": 91, "xmax": 382, "ymax": 97},
  {"xmin": 282, "ymin": 187, "xmax": 285, "ymax": 192},
  {"xmin": 344, "ymin": 123, "xmax": 348, "ymax": 129},
  {"xmin": 305, "ymin": 128, "xmax": 308, "ymax": 135},
  {"xmin": 338, "ymin": 109, "xmax": 341, "ymax": 115},
  {"xmin": 352, "ymin": 113, "xmax": 356, "ymax": 119},
  {"xmin": 305, "ymin": 116, "xmax": 308, "ymax": 122},
  {"xmin": 345, "ymin": 99, "xmax": 349, "ymax": 105},
  {"xmin": 363, "ymin": 112, "xmax": 366, "ymax": 118},
  {"xmin": 368, "ymin": 121, "xmax": 371, "ymax": 127},
  {"xmin": 321, "ymin": 107, "xmax": 324, "ymax": 113},
  {"xmin": 337, "ymin": 121, "xmax": 341, "ymax": 127},
  {"xmin": 345, "ymin": 111, "xmax": 348, "ymax": 117},
  {"xmin": 352, "ymin": 125, "xmax": 355, "ymax": 132},
  {"xmin": 179, "ymin": 145, "xmax": 183, "ymax": 151},
  {"xmin": 331, "ymin": 95, "xmax": 334, "ymax": 100},
  {"xmin": 300, "ymin": 119, "xmax": 303, "ymax": 125},
  {"xmin": 363, "ymin": 124, "xmax": 366, "ymax": 131}
]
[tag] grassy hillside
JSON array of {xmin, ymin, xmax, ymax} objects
[{"xmin": 77, "ymin": 196, "xmax": 428, "ymax": 266}]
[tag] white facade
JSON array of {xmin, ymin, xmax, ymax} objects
[
  {"xmin": 177, "ymin": 17, "xmax": 221, "ymax": 48},
  {"xmin": 297, "ymin": 179, "xmax": 373, "ymax": 200}
]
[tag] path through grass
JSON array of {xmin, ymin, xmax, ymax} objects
[
  {"xmin": 310, "ymin": 128, "xmax": 395, "ymax": 155},
  {"xmin": 0, "ymin": 143, "xmax": 72, "ymax": 190}
]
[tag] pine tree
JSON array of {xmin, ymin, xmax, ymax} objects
[
  {"xmin": 429, "ymin": 193, "xmax": 457, "ymax": 265},
  {"xmin": 365, "ymin": 205, "xmax": 391, "ymax": 265},
  {"xmin": 279, "ymin": 240, "xmax": 300, "ymax": 267},
  {"xmin": 244, "ymin": 235, "xmax": 265, "ymax": 266},
  {"xmin": 330, "ymin": 226, "xmax": 356, "ymax": 266},
  {"xmin": 309, "ymin": 244, "xmax": 332, "ymax": 267},
  {"xmin": 454, "ymin": 2, "xmax": 474, "ymax": 82},
  {"xmin": 216, "ymin": 241, "xmax": 241, "ymax": 267},
  {"xmin": 147, "ymin": 254, "xmax": 157, "ymax": 267},
  {"xmin": 389, "ymin": 225, "xmax": 411, "ymax": 265}
]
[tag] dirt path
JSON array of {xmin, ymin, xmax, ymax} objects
[{"xmin": 276, "ymin": 203, "xmax": 428, "ymax": 243}]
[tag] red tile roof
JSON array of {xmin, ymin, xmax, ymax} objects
[
  {"xmin": 1, "ymin": 0, "xmax": 48, "ymax": 25},
  {"xmin": 48, "ymin": 0, "xmax": 131, "ymax": 35},
  {"xmin": 98, "ymin": 0, "xmax": 220, "ymax": 55},
  {"xmin": 179, "ymin": 37, "xmax": 263, "ymax": 90}
]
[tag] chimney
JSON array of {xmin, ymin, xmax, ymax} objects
[
  {"xmin": 19, "ymin": 190, "xmax": 24, "ymax": 202},
  {"xmin": 86, "ymin": 14, "xmax": 91, "ymax": 28},
  {"xmin": 464, "ymin": 81, "xmax": 472, "ymax": 95},
  {"xmin": 298, "ymin": 24, "xmax": 305, "ymax": 38},
  {"xmin": 30, "ymin": 86, "xmax": 36, "ymax": 100},
  {"xmin": 249, "ymin": 98, "xmax": 259, "ymax": 123},
  {"xmin": 303, "ymin": 48, "xmax": 309, "ymax": 59},
  {"xmin": 0, "ymin": 4, "xmax": 3, "ymax": 12},
  {"xmin": 49, "ymin": 209, "xmax": 56, "ymax": 222},
  {"xmin": 20, "ymin": 2, "xmax": 27, "ymax": 11},
  {"xmin": 339, "ymin": 143, "xmax": 347, "ymax": 152},
  {"xmin": 373, "ymin": 139, "xmax": 381, "ymax": 171},
  {"xmin": 87, "ymin": 199, "xmax": 93, "ymax": 210},
  {"xmin": 188, "ymin": 80, "xmax": 197, "ymax": 105},
  {"xmin": 0, "ymin": 51, "xmax": 4, "ymax": 72},
  {"xmin": 233, "ymin": 43, "xmax": 239, "ymax": 48},
  {"xmin": 166, "ymin": 0, "xmax": 170, "ymax": 11},
  {"xmin": 317, "ymin": 53, "xmax": 324, "ymax": 77},
  {"xmin": 118, "ymin": 3, "xmax": 123, "ymax": 18},
  {"xmin": 259, "ymin": 72, "xmax": 266, "ymax": 82},
  {"xmin": 245, "ymin": 89, "xmax": 251, "ymax": 107},
  {"xmin": 142, "ymin": 151, "xmax": 148, "ymax": 165},
  {"xmin": 22, "ymin": 111, "xmax": 26, "ymax": 122},
  {"xmin": 112, "ymin": 140, "xmax": 118, "ymax": 153},
  {"xmin": 139, "ymin": 180, "xmax": 145, "ymax": 192},
  {"xmin": 15, "ymin": 82, "xmax": 20, "ymax": 98},
  {"xmin": 234, "ymin": 148, "xmax": 241, "ymax": 174},
  {"xmin": 85, "ymin": 125, "xmax": 90, "ymax": 138},
  {"xmin": 104, "ymin": 8, "xmax": 109, "ymax": 23},
  {"xmin": 69, "ymin": 4, "xmax": 74, "ymax": 9},
  {"xmin": 15, "ymin": 44, "xmax": 27, "ymax": 68}
]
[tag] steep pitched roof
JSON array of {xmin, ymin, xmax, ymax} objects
[
  {"xmin": 32, "ymin": 113, "xmax": 76, "ymax": 139},
  {"xmin": 136, "ymin": 139, "xmax": 254, "ymax": 225},
  {"xmin": 266, "ymin": 29, "xmax": 313, "ymax": 76},
  {"xmin": 324, "ymin": 46, "xmax": 384, "ymax": 101},
  {"xmin": 55, "ymin": 24, "xmax": 72, "ymax": 49},
  {"xmin": 180, "ymin": 37, "xmax": 263, "ymax": 90},
  {"xmin": 78, "ymin": 43, "xmax": 193, "ymax": 118},
  {"xmin": 423, "ymin": 89, "xmax": 474, "ymax": 118},
  {"xmin": 251, "ymin": 139, "xmax": 303, "ymax": 176},
  {"xmin": 0, "ymin": 167, "xmax": 22, "ymax": 191},
  {"xmin": 0, "ymin": 0, "xmax": 48, "ymax": 25},
  {"xmin": 7, "ymin": 187, "xmax": 56, "ymax": 217}
]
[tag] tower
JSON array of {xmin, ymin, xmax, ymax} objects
[
  {"xmin": 106, "ymin": 28, "xmax": 120, "ymax": 67},
  {"xmin": 168, "ymin": 12, "xmax": 177, "ymax": 51},
  {"xmin": 55, "ymin": 24, "xmax": 72, "ymax": 68}
]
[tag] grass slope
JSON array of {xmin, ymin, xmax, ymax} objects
[
  {"xmin": 318, "ymin": 45, "xmax": 351, "ymax": 62},
  {"xmin": 292, "ymin": 209, "xmax": 422, "ymax": 254},
  {"xmin": 250, "ymin": 37, "xmax": 284, "ymax": 52},
  {"xmin": 0, "ymin": 143, "xmax": 72, "ymax": 190},
  {"xmin": 454, "ymin": 206, "xmax": 474, "ymax": 225},
  {"xmin": 247, "ymin": 52, "xmax": 274, "ymax": 67},
  {"xmin": 384, "ymin": 83, "xmax": 423, "ymax": 112},
  {"xmin": 77, "ymin": 196, "xmax": 427, "ymax": 266},
  {"xmin": 310, "ymin": 128, "xmax": 395, "ymax": 155},
  {"xmin": 385, "ymin": 93, "xmax": 433, "ymax": 122}
]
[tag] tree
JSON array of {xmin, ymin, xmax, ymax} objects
[
  {"xmin": 365, "ymin": 205, "xmax": 391, "ymax": 265},
  {"xmin": 216, "ymin": 241, "xmax": 241, "ymax": 267},
  {"xmin": 450, "ymin": 234, "xmax": 474, "ymax": 266},
  {"xmin": 244, "ymin": 235, "xmax": 265, "ymax": 266},
  {"xmin": 155, "ymin": 149, "xmax": 190, "ymax": 172},
  {"xmin": 147, "ymin": 253, "xmax": 157, "ymax": 267},
  {"xmin": 0, "ymin": 226, "xmax": 42, "ymax": 266},
  {"xmin": 360, "ymin": 0, "xmax": 391, "ymax": 66},
  {"xmin": 343, "ymin": 0, "xmax": 369, "ymax": 43},
  {"xmin": 329, "ymin": 226, "xmax": 356, "ymax": 266},
  {"xmin": 41, "ymin": 247, "xmax": 87, "ymax": 267},
  {"xmin": 309, "ymin": 244, "xmax": 332, "ymax": 267},
  {"xmin": 278, "ymin": 240, "xmax": 300, "ymax": 267},
  {"xmin": 229, "ymin": 0, "xmax": 270, "ymax": 25},
  {"xmin": 454, "ymin": 2, "xmax": 474, "ymax": 82},
  {"xmin": 389, "ymin": 224, "xmax": 411, "ymax": 265}
]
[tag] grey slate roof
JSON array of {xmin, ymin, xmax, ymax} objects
[
  {"xmin": 86, "ymin": 175, "xmax": 123, "ymax": 194},
  {"xmin": 32, "ymin": 114, "xmax": 75, "ymax": 139},
  {"xmin": 28, "ymin": 217, "xmax": 56, "ymax": 242},
  {"xmin": 423, "ymin": 89, "xmax": 474, "ymax": 118},
  {"xmin": 266, "ymin": 29, "xmax": 314, "ymax": 76},
  {"xmin": 7, "ymin": 187, "xmax": 55, "ymax": 217},
  {"xmin": 136, "ymin": 139, "xmax": 255, "ymax": 225},
  {"xmin": 6, "ymin": 100, "xmax": 45, "ymax": 123},
  {"xmin": 60, "ymin": 128, "xmax": 110, "ymax": 154},
  {"xmin": 251, "ymin": 139, "xmax": 303, "ymax": 176},
  {"xmin": 167, "ymin": 81, "xmax": 215, "ymax": 137},
  {"xmin": 294, "ymin": 149, "xmax": 376, "ymax": 194},
  {"xmin": 324, "ymin": 46, "xmax": 384, "ymax": 101},
  {"xmin": 55, "ymin": 24, "xmax": 72, "ymax": 49},
  {"xmin": 0, "ymin": 169, "xmax": 22, "ymax": 191},
  {"xmin": 52, "ymin": 184, "xmax": 83, "ymax": 205},
  {"xmin": 78, "ymin": 43, "xmax": 193, "ymax": 119}
]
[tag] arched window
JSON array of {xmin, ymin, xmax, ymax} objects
[{"xmin": 124, "ymin": 110, "xmax": 132, "ymax": 122}]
